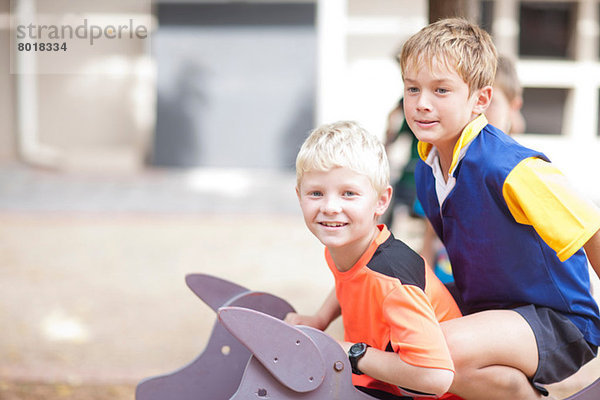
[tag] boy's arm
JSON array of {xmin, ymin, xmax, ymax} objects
[
  {"xmin": 584, "ymin": 228, "xmax": 600, "ymax": 280},
  {"xmin": 503, "ymin": 157, "xmax": 600, "ymax": 261},
  {"xmin": 284, "ymin": 288, "xmax": 340, "ymax": 331},
  {"xmin": 340, "ymin": 285, "xmax": 455, "ymax": 397},
  {"xmin": 339, "ymin": 341, "xmax": 454, "ymax": 397},
  {"xmin": 420, "ymin": 220, "xmax": 438, "ymax": 268}
]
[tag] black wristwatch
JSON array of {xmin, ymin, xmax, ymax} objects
[{"xmin": 348, "ymin": 342, "xmax": 370, "ymax": 375}]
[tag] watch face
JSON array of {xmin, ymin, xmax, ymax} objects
[{"xmin": 349, "ymin": 342, "xmax": 367, "ymax": 356}]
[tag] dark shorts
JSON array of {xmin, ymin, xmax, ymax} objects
[
  {"xmin": 513, "ymin": 304, "xmax": 598, "ymax": 396},
  {"xmin": 356, "ymin": 386, "xmax": 411, "ymax": 400}
]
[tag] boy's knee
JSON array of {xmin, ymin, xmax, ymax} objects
[{"xmin": 449, "ymin": 361, "xmax": 543, "ymax": 399}]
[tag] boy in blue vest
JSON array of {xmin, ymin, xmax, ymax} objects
[{"xmin": 399, "ymin": 18, "xmax": 600, "ymax": 399}]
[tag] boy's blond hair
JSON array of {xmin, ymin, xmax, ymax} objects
[
  {"xmin": 494, "ymin": 55, "xmax": 522, "ymax": 102},
  {"xmin": 399, "ymin": 18, "xmax": 498, "ymax": 94},
  {"xmin": 296, "ymin": 121, "xmax": 390, "ymax": 195}
]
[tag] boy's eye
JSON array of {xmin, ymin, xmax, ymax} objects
[
  {"xmin": 436, "ymin": 88, "xmax": 449, "ymax": 94},
  {"xmin": 406, "ymin": 87, "xmax": 419, "ymax": 94},
  {"xmin": 343, "ymin": 191, "xmax": 356, "ymax": 197},
  {"xmin": 308, "ymin": 191, "xmax": 322, "ymax": 197}
]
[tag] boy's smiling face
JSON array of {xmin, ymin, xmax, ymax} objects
[
  {"xmin": 297, "ymin": 167, "xmax": 390, "ymax": 270},
  {"xmin": 403, "ymin": 61, "xmax": 491, "ymax": 159}
]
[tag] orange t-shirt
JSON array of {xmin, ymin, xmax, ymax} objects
[{"xmin": 326, "ymin": 225, "xmax": 462, "ymax": 398}]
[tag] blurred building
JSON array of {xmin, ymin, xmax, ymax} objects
[
  {"xmin": 481, "ymin": 0, "xmax": 600, "ymax": 201},
  {"xmin": 1, "ymin": 0, "xmax": 599, "ymax": 197}
]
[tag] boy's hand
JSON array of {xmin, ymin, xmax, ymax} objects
[
  {"xmin": 284, "ymin": 289, "xmax": 341, "ymax": 331},
  {"xmin": 284, "ymin": 312, "xmax": 328, "ymax": 331}
]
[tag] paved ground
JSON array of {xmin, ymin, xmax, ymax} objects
[
  {"xmin": 0, "ymin": 381, "xmax": 135, "ymax": 400},
  {"xmin": 0, "ymin": 162, "xmax": 598, "ymax": 399},
  {"xmin": 0, "ymin": 162, "xmax": 345, "ymax": 400},
  {"xmin": 0, "ymin": 163, "xmax": 331, "ymax": 377}
]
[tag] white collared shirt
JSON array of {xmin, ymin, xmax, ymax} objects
[
  {"xmin": 424, "ymin": 143, "xmax": 473, "ymax": 207},
  {"xmin": 418, "ymin": 114, "xmax": 489, "ymax": 208}
]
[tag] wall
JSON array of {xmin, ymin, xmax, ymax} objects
[
  {"xmin": 7, "ymin": 0, "xmax": 154, "ymax": 171},
  {"xmin": 0, "ymin": 0, "xmax": 16, "ymax": 162}
]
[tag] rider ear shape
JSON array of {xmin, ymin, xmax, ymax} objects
[
  {"xmin": 186, "ymin": 274, "xmax": 249, "ymax": 312},
  {"xmin": 218, "ymin": 307, "xmax": 326, "ymax": 393}
]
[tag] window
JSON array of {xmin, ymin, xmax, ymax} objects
[
  {"xmin": 479, "ymin": 0, "xmax": 494, "ymax": 34},
  {"xmin": 153, "ymin": 3, "xmax": 317, "ymax": 168},
  {"xmin": 521, "ymin": 88, "xmax": 568, "ymax": 135},
  {"xmin": 519, "ymin": 2, "xmax": 577, "ymax": 59},
  {"xmin": 597, "ymin": 89, "xmax": 600, "ymax": 137}
]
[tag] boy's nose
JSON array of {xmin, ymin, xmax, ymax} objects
[
  {"xmin": 416, "ymin": 93, "xmax": 432, "ymax": 111},
  {"xmin": 321, "ymin": 196, "xmax": 342, "ymax": 214}
]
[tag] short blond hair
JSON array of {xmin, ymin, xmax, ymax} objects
[
  {"xmin": 296, "ymin": 121, "xmax": 389, "ymax": 195},
  {"xmin": 494, "ymin": 55, "xmax": 522, "ymax": 102},
  {"xmin": 399, "ymin": 18, "xmax": 498, "ymax": 94}
]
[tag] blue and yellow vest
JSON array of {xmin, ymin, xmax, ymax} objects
[{"xmin": 415, "ymin": 124, "xmax": 600, "ymax": 346}]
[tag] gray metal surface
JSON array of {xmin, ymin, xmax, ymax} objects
[
  {"xmin": 185, "ymin": 273, "xmax": 250, "ymax": 312},
  {"xmin": 135, "ymin": 274, "xmax": 294, "ymax": 400},
  {"xmin": 564, "ymin": 377, "xmax": 600, "ymax": 400},
  {"xmin": 219, "ymin": 307, "xmax": 376, "ymax": 400},
  {"xmin": 219, "ymin": 306, "xmax": 325, "ymax": 393}
]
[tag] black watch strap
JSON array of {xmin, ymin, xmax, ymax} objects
[{"xmin": 348, "ymin": 342, "xmax": 370, "ymax": 375}]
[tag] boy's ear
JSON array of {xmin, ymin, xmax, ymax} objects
[
  {"xmin": 472, "ymin": 85, "xmax": 493, "ymax": 115},
  {"xmin": 510, "ymin": 95, "xmax": 523, "ymax": 112},
  {"xmin": 375, "ymin": 185, "xmax": 393, "ymax": 217}
]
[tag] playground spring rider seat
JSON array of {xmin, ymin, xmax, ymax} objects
[
  {"xmin": 563, "ymin": 377, "xmax": 600, "ymax": 400},
  {"xmin": 136, "ymin": 273, "xmax": 376, "ymax": 400},
  {"xmin": 136, "ymin": 273, "xmax": 600, "ymax": 400},
  {"xmin": 135, "ymin": 274, "xmax": 295, "ymax": 400},
  {"xmin": 218, "ymin": 306, "xmax": 379, "ymax": 400}
]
